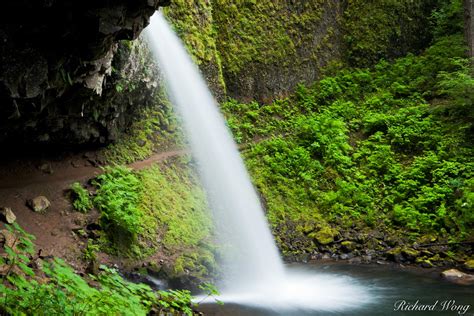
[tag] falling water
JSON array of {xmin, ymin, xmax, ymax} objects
[{"xmin": 146, "ymin": 11, "xmax": 375, "ymax": 312}]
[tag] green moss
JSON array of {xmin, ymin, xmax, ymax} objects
[
  {"xmin": 402, "ymin": 248, "xmax": 420, "ymax": 259},
  {"xmin": 164, "ymin": 0, "xmax": 226, "ymax": 95},
  {"xmin": 212, "ymin": 0, "xmax": 337, "ymax": 75},
  {"xmin": 102, "ymin": 103, "xmax": 180, "ymax": 165},
  {"xmin": 341, "ymin": 241, "xmax": 356, "ymax": 251},
  {"xmin": 309, "ymin": 226, "xmax": 337, "ymax": 245},
  {"xmin": 416, "ymin": 257, "xmax": 434, "ymax": 267},
  {"xmin": 342, "ymin": 0, "xmax": 438, "ymax": 66},
  {"xmin": 464, "ymin": 259, "xmax": 474, "ymax": 270},
  {"xmin": 173, "ymin": 248, "xmax": 218, "ymax": 280},
  {"xmin": 164, "ymin": 0, "xmax": 217, "ymax": 64},
  {"xmin": 90, "ymin": 161, "xmax": 216, "ymax": 279},
  {"xmin": 139, "ymin": 163, "xmax": 212, "ymax": 249},
  {"xmin": 223, "ymin": 26, "xmax": 472, "ymax": 257}
]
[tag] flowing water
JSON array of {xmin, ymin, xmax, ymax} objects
[
  {"xmin": 200, "ymin": 263, "xmax": 474, "ymax": 315},
  {"xmin": 145, "ymin": 11, "xmax": 406, "ymax": 314}
]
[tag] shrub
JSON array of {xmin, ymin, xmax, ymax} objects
[
  {"xmin": 0, "ymin": 223, "xmax": 198, "ymax": 316},
  {"xmin": 223, "ymin": 30, "xmax": 472, "ymax": 248},
  {"xmin": 70, "ymin": 182, "xmax": 92, "ymax": 213},
  {"xmin": 93, "ymin": 166, "xmax": 151, "ymax": 253}
]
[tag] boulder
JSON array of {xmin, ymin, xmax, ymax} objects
[
  {"xmin": 27, "ymin": 196, "xmax": 51, "ymax": 213},
  {"xmin": 310, "ymin": 226, "xmax": 338, "ymax": 245},
  {"xmin": 0, "ymin": 207, "xmax": 16, "ymax": 224},
  {"xmin": 341, "ymin": 240, "xmax": 357, "ymax": 252},
  {"xmin": 0, "ymin": 229, "xmax": 16, "ymax": 248},
  {"xmin": 386, "ymin": 247, "xmax": 420, "ymax": 263},
  {"xmin": 464, "ymin": 259, "xmax": 474, "ymax": 272},
  {"xmin": 441, "ymin": 269, "xmax": 474, "ymax": 285},
  {"xmin": 348, "ymin": 257, "xmax": 362, "ymax": 264}
]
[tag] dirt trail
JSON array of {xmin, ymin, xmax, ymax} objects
[
  {"xmin": 0, "ymin": 147, "xmax": 190, "ymax": 268},
  {"xmin": 0, "ymin": 140, "xmax": 256, "ymax": 270},
  {"xmin": 0, "ymin": 148, "xmax": 189, "ymax": 190}
]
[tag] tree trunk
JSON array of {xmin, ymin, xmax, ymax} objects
[{"xmin": 465, "ymin": 0, "xmax": 473, "ymax": 58}]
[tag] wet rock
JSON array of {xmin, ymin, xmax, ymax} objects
[
  {"xmin": 321, "ymin": 253, "xmax": 331, "ymax": 260},
  {"xmin": 386, "ymin": 247, "xmax": 404, "ymax": 263},
  {"xmin": 417, "ymin": 234, "xmax": 437, "ymax": 245},
  {"xmin": 441, "ymin": 269, "xmax": 474, "ymax": 285},
  {"xmin": 137, "ymin": 139, "xmax": 147, "ymax": 147},
  {"xmin": 27, "ymin": 196, "xmax": 51, "ymax": 213},
  {"xmin": 402, "ymin": 248, "xmax": 420, "ymax": 261},
  {"xmin": 362, "ymin": 255, "xmax": 372, "ymax": 263},
  {"xmin": 386, "ymin": 247, "xmax": 420, "ymax": 263},
  {"xmin": 32, "ymin": 258, "xmax": 43, "ymax": 271},
  {"xmin": 349, "ymin": 257, "xmax": 362, "ymax": 264},
  {"xmin": 0, "ymin": 207, "xmax": 16, "ymax": 224},
  {"xmin": 355, "ymin": 233, "xmax": 368, "ymax": 243},
  {"xmin": 341, "ymin": 240, "xmax": 356, "ymax": 252},
  {"xmin": 420, "ymin": 260, "xmax": 433, "ymax": 268},
  {"xmin": 340, "ymin": 253, "xmax": 353, "ymax": 260},
  {"xmin": 420, "ymin": 249, "xmax": 433, "ymax": 257}
]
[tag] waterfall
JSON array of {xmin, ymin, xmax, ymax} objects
[{"xmin": 145, "ymin": 11, "xmax": 374, "ymax": 312}]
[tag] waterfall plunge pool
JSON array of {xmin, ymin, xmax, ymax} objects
[{"xmin": 197, "ymin": 263, "xmax": 474, "ymax": 316}]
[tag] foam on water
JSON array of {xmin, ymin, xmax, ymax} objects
[
  {"xmin": 145, "ymin": 11, "xmax": 375, "ymax": 312},
  {"xmin": 201, "ymin": 271, "xmax": 375, "ymax": 312}
]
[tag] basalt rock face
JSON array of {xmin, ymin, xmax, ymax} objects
[
  {"xmin": 165, "ymin": 0, "xmax": 343, "ymax": 104},
  {"xmin": 167, "ymin": 0, "xmax": 439, "ymax": 104},
  {"xmin": 212, "ymin": 0, "xmax": 344, "ymax": 104},
  {"xmin": 0, "ymin": 0, "xmax": 168, "ymax": 144}
]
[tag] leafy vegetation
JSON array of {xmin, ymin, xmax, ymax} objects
[
  {"xmin": 90, "ymin": 161, "xmax": 217, "ymax": 279},
  {"xmin": 93, "ymin": 166, "xmax": 154, "ymax": 256},
  {"xmin": 70, "ymin": 182, "xmax": 92, "ymax": 213},
  {"xmin": 0, "ymin": 223, "xmax": 198, "ymax": 315},
  {"xmin": 222, "ymin": 30, "xmax": 473, "ymax": 255},
  {"xmin": 342, "ymin": 0, "xmax": 438, "ymax": 66}
]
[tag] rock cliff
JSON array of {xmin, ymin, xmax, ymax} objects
[{"xmin": 0, "ymin": 0, "xmax": 169, "ymax": 144}]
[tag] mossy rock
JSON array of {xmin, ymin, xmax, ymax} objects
[
  {"xmin": 341, "ymin": 240, "xmax": 357, "ymax": 252},
  {"xmin": 415, "ymin": 257, "xmax": 434, "ymax": 268},
  {"xmin": 386, "ymin": 247, "xmax": 403, "ymax": 262},
  {"xmin": 386, "ymin": 247, "xmax": 420, "ymax": 262},
  {"xmin": 309, "ymin": 226, "xmax": 338, "ymax": 245},
  {"xmin": 430, "ymin": 254, "xmax": 442, "ymax": 262},
  {"xmin": 464, "ymin": 259, "xmax": 474, "ymax": 271},
  {"xmin": 417, "ymin": 234, "xmax": 437, "ymax": 245},
  {"xmin": 402, "ymin": 248, "xmax": 420, "ymax": 261}
]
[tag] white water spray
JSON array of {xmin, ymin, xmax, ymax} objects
[{"xmin": 146, "ymin": 11, "xmax": 374, "ymax": 312}]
